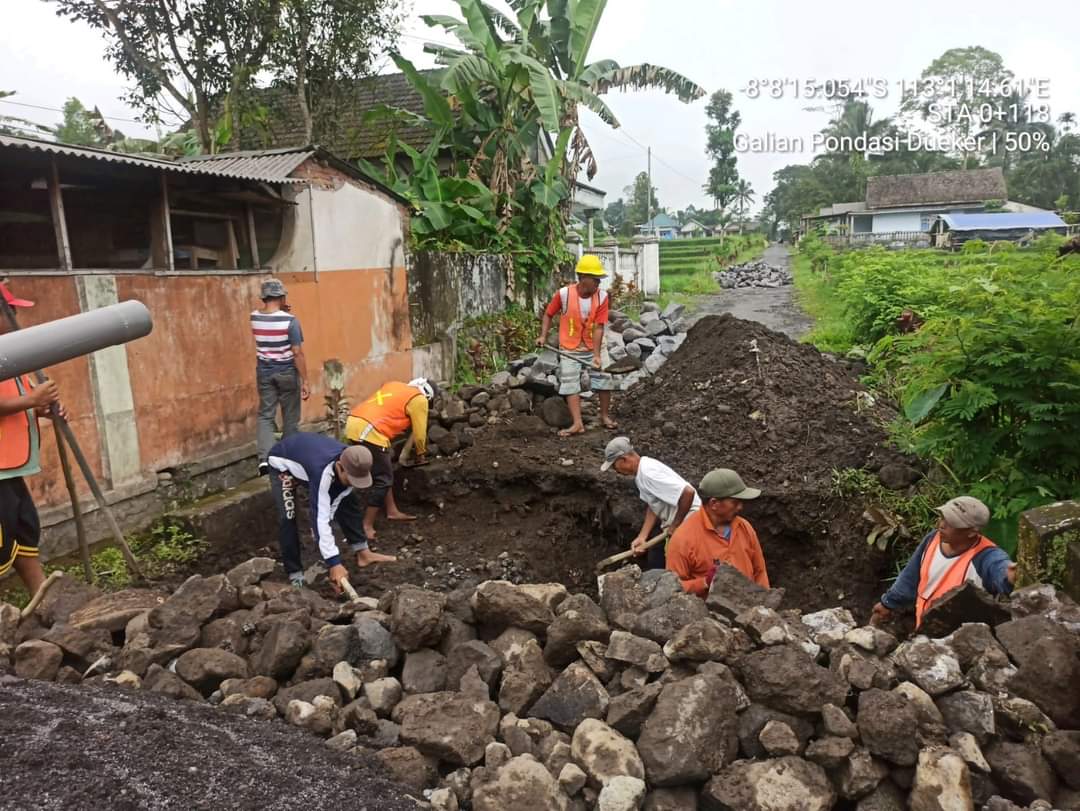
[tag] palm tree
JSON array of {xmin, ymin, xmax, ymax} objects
[
  {"xmin": 734, "ymin": 179, "xmax": 754, "ymax": 233},
  {"xmin": 1058, "ymin": 112, "xmax": 1077, "ymax": 135}
]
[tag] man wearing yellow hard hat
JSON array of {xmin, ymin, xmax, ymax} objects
[{"xmin": 537, "ymin": 254, "xmax": 617, "ymax": 436}]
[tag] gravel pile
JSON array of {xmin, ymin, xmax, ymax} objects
[{"xmin": 715, "ymin": 261, "xmax": 793, "ymax": 289}]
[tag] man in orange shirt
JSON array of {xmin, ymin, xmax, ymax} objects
[{"xmin": 666, "ymin": 468, "xmax": 769, "ymax": 596}]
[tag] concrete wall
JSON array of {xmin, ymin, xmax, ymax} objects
[
  {"xmin": 565, "ymin": 236, "xmax": 661, "ymax": 296},
  {"xmin": 871, "ymin": 211, "xmax": 923, "ymax": 233},
  {"xmin": 406, "ymin": 250, "xmax": 513, "ymax": 381},
  {"xmin": 9, "ymin": 157, "xmax": 416, "ymax": 561}
]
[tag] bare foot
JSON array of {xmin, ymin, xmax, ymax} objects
[
  {"xmin": 356, "ymin": 549, "xmax": 397, "ymax": 567},
  {"xmin": 601, "ymin": 417, "xmax": 619, "ymax": 429},
  {"xmin": 387, "ymin": 512, "xmax": 417, "ymax": 522},
  {"xmin": 362, "ymin": 526, "xmax": 377, "ymax": 542},
  {"xmin": 558, "ymin": 424, "xmax": 586, "ymax": 437}
]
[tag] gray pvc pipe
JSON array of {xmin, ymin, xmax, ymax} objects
[{"xmin": 0, "ymin": 300, "xmax": 153, "ymax": 379}]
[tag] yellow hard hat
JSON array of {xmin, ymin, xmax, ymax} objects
[{"xmin": 575, "ymin": 254, "xmax": 606, "ymax": 277}]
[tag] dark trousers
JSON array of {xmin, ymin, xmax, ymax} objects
[
  {"xmin": 646, "ymin": 540, "xmax": 667, "ymax": 571},
  {"xmin": 351, "ymin": 440, "xmax": 394, "ymax": 508},
  {"xmin": 256, "ymin": 366, "xmax": 301, "ymax": 462},
  {"xmin": 271, "ymin": 471, "xmax": 368, "ymax": 576}
]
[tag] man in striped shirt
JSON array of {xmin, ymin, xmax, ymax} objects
[{"xmin": 252, "ymin": 279, "xmax": 309, "ymax": 476}]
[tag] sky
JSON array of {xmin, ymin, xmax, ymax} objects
[{"xmin": 4, "ymin": 0, "xmax": 1079, "ymax": 215}]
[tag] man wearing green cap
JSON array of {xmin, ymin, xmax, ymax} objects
[
  {"xmin": 601, "ymin": 436, "xmax": 700, "ymax": 570},
  {"xmin": 666, "ymin": 468, "xmax": 769, "ymax": 596},
  {"xmin": 870, "ymin": 496, "xmax": 1016, "ymax": 628}
]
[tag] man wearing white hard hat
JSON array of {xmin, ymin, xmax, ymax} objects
[
  {"xmin": 871, "ymin": 496, "xmax": 1016, "ymax": 629},
  {"xmin": 345, "ymin": 378, "xmax": 439, "ymax": 541}
]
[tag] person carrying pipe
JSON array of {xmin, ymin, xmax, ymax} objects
[
  {"xmin": 600, "ymin": 436, "xmax": 700, "ymax": 570},
  {"xmin": 537, "ymin": 255, "xmax": 617, "ymax": 437},
  {"xmin": 266, "ymin": 432, "xmax": 396, "ymax": 590},
  {"xmin": 0, "ymin": 290, "xmax": 66, "ymax": 596},
  {"xmin": 666, "ymin": 468, "xmax": 769, "ymax": 596},
  {"xmin": 253, "ymin": 279, "xmax": 310, "ymax": 477},
  {"xmin": 870, "ymin": 496, "xmax": 1016, "ymax": 629},
  {"xmin": 343, "ymin": 378, "xmax": 438, "ymax": 541}
]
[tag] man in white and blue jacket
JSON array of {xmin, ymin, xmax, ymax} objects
[
  {"xmin": 871, "ymin": 496, "xmax": 1016, "ymax": 629},
  {"xmin": 267, "ymin": 432, "xmax": 396, "ymax": 589}
]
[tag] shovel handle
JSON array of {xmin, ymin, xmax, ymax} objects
[
  {"xmin": 595, "ymin": 529, "xmax": 671, "ymax": 573},
  {"xmin": 339, "ymin": 577, "xmax": 362, "ymax": 603}
]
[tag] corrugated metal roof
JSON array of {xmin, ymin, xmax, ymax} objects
[
  {"xmin": 938, "ymin": 212, "xmax": 1066, "ymax": 231},
  {"xmin": 179, "ymin": 147, "xmax": 315, "ymax": 180},
  {"xmin": 0, "ymin": 134, "xmax": 307, "ymax": 183}
]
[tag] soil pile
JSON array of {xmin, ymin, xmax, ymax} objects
[{"xmin": 5, "ymin": 561, "xmax": 1079, "ymax": 810}]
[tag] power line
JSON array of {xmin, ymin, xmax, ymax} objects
[{"xmin": 0, "ymin": 97, "xmax": 143, "ymax": 125}]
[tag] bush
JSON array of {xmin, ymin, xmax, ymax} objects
[{"xmin": 805, "ymin": 242, "xmax": 1080, "ymax": 525}]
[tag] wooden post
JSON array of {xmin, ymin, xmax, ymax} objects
[
  {"xmin": 246, "ymin": 204, "xmax": 261, "ymax": 269},
  {"xmin": 160, "ymin": 174, "xmax": 175, "ymax": 271},
  {"xmin": 226, "ymin": 220, "xmax": 240, "ymax": 269},
  {"xmin": 54, "ymin": 422, "xmax": 92, "ymax": 581},
  {"xmin": 47, "ymin": 158, "xmax": 73, "ymax": 270}
]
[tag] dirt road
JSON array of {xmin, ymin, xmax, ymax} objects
[{"xmin": 688, "ymin": 244, "xmax": 812, "ymax": 339}]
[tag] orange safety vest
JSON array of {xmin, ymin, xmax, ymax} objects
[
  {"xmin": 0, "ymin": 376, "xmax": 40, "ymax": 476},
  {"xmin": 558, "ymin": 285, "xmax": 602, "ymax": 351},
  {"xmin": 349, "ymin": 381, "xmax": 422, "ymax": 442},
  {"xmin": 915, "ymin": 532, "xmax": 997, "ymax": 626}
]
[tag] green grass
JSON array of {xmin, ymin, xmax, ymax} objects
[{"xmin": 791, "ymin": 253, "xmax": 856, "ymax": 353}]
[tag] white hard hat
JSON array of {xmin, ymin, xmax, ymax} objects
[{"xmin": 408, "ymin": 378, "xmax": 437, "ymax": 401}]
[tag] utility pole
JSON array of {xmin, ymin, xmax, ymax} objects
[{"xmin": 647, "ymin": 146, "xmax": 654, "ymax": 237}]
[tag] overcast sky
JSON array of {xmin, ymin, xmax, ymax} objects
[{"xmin": 4, "ymin": 0, "xmax": 1079, "ymax": 214}]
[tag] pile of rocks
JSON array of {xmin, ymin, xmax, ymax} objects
[
  {"xmin": 4, "ymin": 561, "xmax": 1079, "ymax": 811},
  {"xmin": 715, "ymin": 261, "xmax": 792, "ymax": 289},
  {"xmin": 506, "ymin": 302, "xmax": 690, "ymax": 398}
]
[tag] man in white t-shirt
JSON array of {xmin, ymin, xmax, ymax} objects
[{"xmin": 601, "ymin": 436, "xmax": 700, "ymax": 569}]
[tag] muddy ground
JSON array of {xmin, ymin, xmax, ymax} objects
[
  {"xmin": 164, "ymin": 311, "xmax": 908, "ymax": 621},
  {"xmin": 0, "ymin": 676, "xmax": 416, "ymax": 810}
]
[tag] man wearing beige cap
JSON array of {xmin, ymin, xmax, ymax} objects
[
  {"xmin": 267, "ymin": 432, "xmax": 396, "ymax": 590},
  {"xmin": 666, "ymin": 468, "xmax": 769, "ymax": 596},
  {"xmin": 871, "ymin": 496, "xmax": 1016, "ymax": 628},
  {"xmin": 601, "ymin": 436, "xmax": 700, "ymax": 570}
]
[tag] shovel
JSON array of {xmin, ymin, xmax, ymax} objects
[
  {"xmin": 544, "ymin": 346, "xmax": 641, "ymax": 376},
  {"xmin": 595, "ymin": 529, "xmax": 671, "ymax": 573}
]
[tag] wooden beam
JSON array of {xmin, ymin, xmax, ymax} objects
[
  {"xmin": 246, "ymin": 204, "xmax": 261, "ymax": 269},
  {"xmin": 47, "ymin": 158, "xmax": 73, "ymax": 270},
  {"xmin": 161, "ymin": 174, "xmax": 175, "ymax": 272},
  {"xmin": 226, "ymin": 220, "xmax": 239, "ymax": 270}
]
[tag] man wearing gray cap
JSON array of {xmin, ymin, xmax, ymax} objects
[
  {"xmin": 871, "ymin": 496, "xmax": 1016, "ymax": 628},
  {"xmin": 252, "ymin": 279, "xmax": 309, "ymax": 476},
  {"xmin": 666, "ymin": 468, "xmax": 769, "ymax": 596},
  {"xmin": 601, "ymin": 437, "xmax": 700, "ymax": 569}
]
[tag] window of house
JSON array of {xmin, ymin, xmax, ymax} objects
[{"xmin": 920, "ymin": 213, "xmax": 934, "ymax": 231}]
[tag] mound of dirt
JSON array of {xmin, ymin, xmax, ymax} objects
[
  {"xmin": 0, "ymin": 677, "xmax": 415, "ymax": 811},
  {"xmin": 617, "ymin": 313, "xmax": 900, "ymax": 487}
]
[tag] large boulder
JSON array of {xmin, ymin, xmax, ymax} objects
[
  {"xmin": 499, "ymin": 639, "xmax": 554, "ymax": 716},
  {"xmin": 1007, "ymin": 636, "xmax": 1080, "ymax": 729},
  {"xmin": 446, "ymin": 640, "xmax": 503, "ymax": 692},
  {"xmin": 224, "ymin": 557, "xmax": 276, "ymax": 589},
  {"xmin": 375, "ymin": 747, "xmax": 440, "ymax": 792},
  {"xmin": 570, "ymin": 718, "xmax": 644, "ymax": 787},
  {"xmin": 735, "ymin": 645, "xmax": 848, "ymax": 715},
  {"xmin": 472, "ymin": 581, "xmax": 555, "ymax": 634},
  {"xmin": 40, "ymin": 624, "xmax": 112, "ymax": 666},
  {"xmin": 174, "ymin": 647, "xmax": 249, "ymax": 694},
  {"xmin": 985, "ymin": 741, "xmax": 1059, "ymax": 806},
  {"xmin": 857, "ymin": 689, "xmax": 919, "ymax": 766},
  {"xmin": 598, "ymin": 566, "xmax": 648, "ymax": 631},
  {"xmin": 736, "ymin": 703, "xmax": 815, "ymax": 760},
  {"xmin": 632, "ymin": 594, "xmax": 709, "ymax": 645},
  {"xmin": 402, "ymin": 648, "xmax": 448, "ymax": 694},
  {"xmin": 148, "ymin": 574, "xmax": 237, "ymax": 628},
  {"xmin": 544, "ymin": 607, "xmax": 611, "ymax": 667},
  {"xmin": 605, "ymin": 631, "xmax": 667, "ymax": 673},
  {"xmin": 1041, "ymin": 731, "xmax": 1080, "ymax": 790},
  {"xmin": 705, "ymin": 565, "xmax": 784, "ymax": 620},
  {"xmin": 354, "ymin": 615, "xmax": 400, "ymax": 669},
  {"xmin": 701, "ymin": 757, "xmax": 834, "ymax": 811},
  {"xmin": 637, "ymin": 673, "xmax": 740, "ymax": 786},
  {"xmin": 32, "ymin": 575, "xmax": 103, "ymax": 627},
  {"xmin": 391, "ymin": 586, "xmax": 446, "ymax": 652},
  {"xmin": 528, "ymin": 662, "xmax": 610, "ymax": 732},
  {"xmin": 471, "ymin": 755, "xmax": 569, "ymax": 811},
  {"xmin": 250, "ymin": 620, "xmax": 309, "ymax": 680},
  {"xmin": 891, "ymin": 637, "xmax": 965, "ymax": 697},
  {"xmin": 909, "ymin": 747, "xmax": 974, "ymax": 811},
  {"xmin": 919, "ymin": 583, "xmax": 1010, "ymax": 638},
  {"xmin": 662, "ymin": 618, "xmax": 753, "ymax": 664},
  {"xmin": 936, "ymin": 691, "xmax": 996, "ymax": 745},
  {"xmin": 801, "ymin": 608, "xmax": 858, "ymax": 649},
  {"xmin": 396, "ymin": 691, "xmax": 500, "ymax": 767},
  {"xmin": 14, "ymin": 640, "xmax": 63, "ymax": 680},
  {"xmin": 606, "ymin": 682, "xmax": 663, "ymax": 739}
]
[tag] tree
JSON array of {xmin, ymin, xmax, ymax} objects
[
  {"xmin": 703, "ymin": 89, "xmax": 740, "ymax": 211},
  {"xmin": 48, "ymin": 0, "xmax": 281, "ymax": 152},
  {"xmin": 0, "ymin": 90, "xmax": 52, "ymax": 137},
  {"xmin": 901, "ymin": 46, "xmax": 1012, "ymax": 168},
  {"xmin": 625, "ymin": 172, "xmax": 659, "ymax": 228},
  {"xmin": 54, "ymin": 97, "xmax": 111, "ymax": 146},
  {"xmin": 603, "ymin": 198, "xmax": 627, "ymax": 233},
  {"xmin": 734, "ymin": 179, "xmax": 755, "ymax": 221},
  {"xmin": 270, "ymin": 0, "xmax": 405, "ymax": 144}
]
